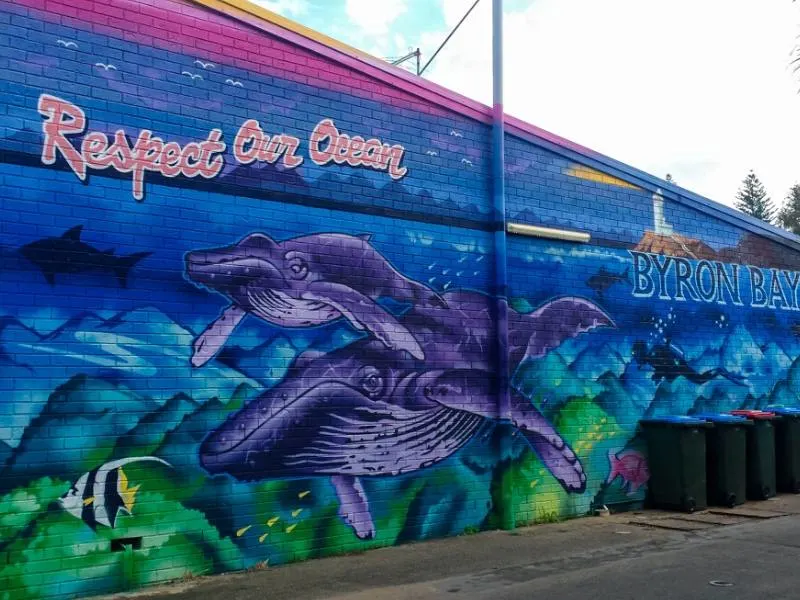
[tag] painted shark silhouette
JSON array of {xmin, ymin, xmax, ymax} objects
[{"xmin": 20, "ymin": 225, "xmax": 151, "ymax": 287}]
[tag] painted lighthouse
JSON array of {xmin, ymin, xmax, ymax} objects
[{"xmin": 652, "ymin": 188, "xmax": 674, "ymax": 235}]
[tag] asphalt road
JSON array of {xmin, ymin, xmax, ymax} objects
[{"xmin": 108, "ymin": 498, "xmax": 800, "ymax": 600}]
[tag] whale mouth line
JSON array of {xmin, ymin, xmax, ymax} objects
[
  {"xmin": 187, "ymin": 255, "xmax": 280, "ymax": 270},
  {"xmin": 201, "ymin": 382, "xmax": 378, "ymax": 457}
]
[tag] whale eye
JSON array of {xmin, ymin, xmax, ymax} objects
[
  {"xmin": 358, "ymin": 366, "xmax": 384, "ymax": 399},
  {"xmin": 285, "ymin": 252, "xmax": 309, "ymax": 280}
]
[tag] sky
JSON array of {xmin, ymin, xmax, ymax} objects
[{"xmin": 252, "ymin": 0, "xmax": 800, "ymax": 210}]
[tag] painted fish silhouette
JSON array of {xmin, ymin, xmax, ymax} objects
[
  {"xmin": 20, "ymin": 225, "xmax": 151, "ymax": 287},
  {"xmin": 586, "ymin": 266, "xmax": 630, "ymax": 298},
  {"xmin": 60, "ymin": 457, "xmax": 171, "ymax": 528}
]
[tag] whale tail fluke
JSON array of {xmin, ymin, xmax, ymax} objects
[{"xmin": 510, "ymin": 296, "xmax": 614, "ymax": 369}]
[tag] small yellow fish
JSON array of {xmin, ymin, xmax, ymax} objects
[
  {"xmin": 291, "ymin": 508, "xmax": 303, "ymax": 517},
  {"xmin": 236, "ymin": 525, "xmax": 252, "ymax": 537},
  {"xmin": 298, "ymin": 491, "xmax": 311, "ymax": 499},
  {"xmin": 259, "ymin": 533, "xmax": 269, "ymax": 543},
  {"xmin": 285, "ymin": 524, "xmax": 297, "ymax": 533},
  {"xmin": 267, "ymin": 517, "xmax": 279, "ymax": 527},
  {"xmin": 530, "ymin": 480, "xmax": 539, "ymax": 488}
]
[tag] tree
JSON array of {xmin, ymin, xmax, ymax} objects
[
  {"xmin": 734, "ymin": 171, "xmax": 775, "ymax": 223},
  {"xmin": 778, "ymin": 184, "xmax": 800, "ymax": 235}
]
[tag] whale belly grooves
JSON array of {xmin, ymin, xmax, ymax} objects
[
  {"xmin": 283, "ymin": 404, "xmax": 485, "ymax": 477},
  {"xmin": 247, "ymin": 287, "xmax": 341, "ymax": 326}
]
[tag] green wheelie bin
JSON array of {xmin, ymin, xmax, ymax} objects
[
  {"xmin": 693, "ymin": 413, "xmax": 751, "ymax": 507},
  {"xmin": 764, "ymin": 405, "xmax": 800, "ymax": 494},
  {"xmin": 639, "ymin": 416, "xmax": 711, "ymax": 512},
  {"xmin": 730, "ymin": 410, "xmax": 778, "ymax": 500}
]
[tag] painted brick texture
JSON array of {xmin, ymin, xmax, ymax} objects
[{"xmin": 1, "ymin": 0, "xmax": 799, "ymax": 598}]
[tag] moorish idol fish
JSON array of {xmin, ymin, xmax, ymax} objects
[{"xmin": 59, "ymin": 457, "xmax": 171, "ymax": 528}]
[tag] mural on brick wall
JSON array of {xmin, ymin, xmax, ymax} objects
[
  {"xmin": 5, "ymin": 183, "xmax": 800, "ymax": 597},
  {"xmin": 0, "ymin": 218, "xmax": 613, "ymax": 596},
  {"xmin": 187, "ymin": 232, "xmax": 611, "ymax": 538},
  {"xmin": 3, "ymin": 0, "xmax": 800, "ymax": 598}
]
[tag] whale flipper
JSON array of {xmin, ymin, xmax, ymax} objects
[
  {"xmin": 415, "ymin": 369, "xmax": 585, "ymax": 493},
  {"xmin": 331, "ymin": 475, "xmax": 375, "ymax": 540},
  {"xmin": 191, "ymin": 304, "xmax": 247, "ymax": 367},
  {"xmin": 302, "ymin": 281, "xmax": 425, "ymax": 360},
  {"xmin": 510, "ymin": 392, "xmax": 586, "ymax": 493}
]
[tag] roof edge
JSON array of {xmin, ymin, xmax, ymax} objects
[{"xmin": 190, "ymin": 0, "xmax": 800, "ymax": 254}]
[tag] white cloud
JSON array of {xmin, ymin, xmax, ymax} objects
[
  {"xmin": 249, "ymin": 0, "xmax": 309, "ymax": 17},
  {"xmin": 345, "ymin": 0, "xmax": 408, "ymax": 35},
  {"xmin": 420, "ymin": 0, "xmax": 800, "ymax": 209}
]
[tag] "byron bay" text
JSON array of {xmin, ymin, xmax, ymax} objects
[{"xmin": 630, "ymin": 250, "xmax": 800, "ymax": 311}]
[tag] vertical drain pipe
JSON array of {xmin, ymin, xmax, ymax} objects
[{"xmin": 491, "ymin": 0, "xmax": 514, "ymax": 531}]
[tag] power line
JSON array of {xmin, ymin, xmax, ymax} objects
[{"xmin": 419, "ymin": 0, "xmax": 481, "ymax": 76}]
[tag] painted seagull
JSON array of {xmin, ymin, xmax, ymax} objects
[
  {"xmin": 185, "ymin": 233, "xmax": 446, "ymax": 367},
  {"xmin": 199, "ymin": 290, "xmax": 613, "ymax": 539}
]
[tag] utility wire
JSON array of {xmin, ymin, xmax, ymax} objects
[{"xmin": 419, "ymin": 0, "xmax": 481, "ymax": 76}]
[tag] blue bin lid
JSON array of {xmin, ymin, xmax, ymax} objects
[
  {"xmin": 640, "ymin": 415, "xmax": 709, "ymax": 426},
  {"xmin": 693, "ymin": 412, "xmax": 750, "ymax": 424},
  {"xmin": 763, "ymin": 405, "xmax": 800, "ymax": 416}
]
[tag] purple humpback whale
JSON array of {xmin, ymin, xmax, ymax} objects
[
  {"xmin": 185, "ymin": 233, "xmax": 445, "ymax": 367},
  {"xmin": 199, "ymin": 290, "xmax": 613, "ymax": 539}
]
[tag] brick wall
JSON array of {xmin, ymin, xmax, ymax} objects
[{"xmin": 1, "ymin": 0, "xmax": 799, "ymax": 597}]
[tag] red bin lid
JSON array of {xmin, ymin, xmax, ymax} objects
[{"xmin": 729, "ymin": 410, "xmax": 776, "ymax": 420}]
